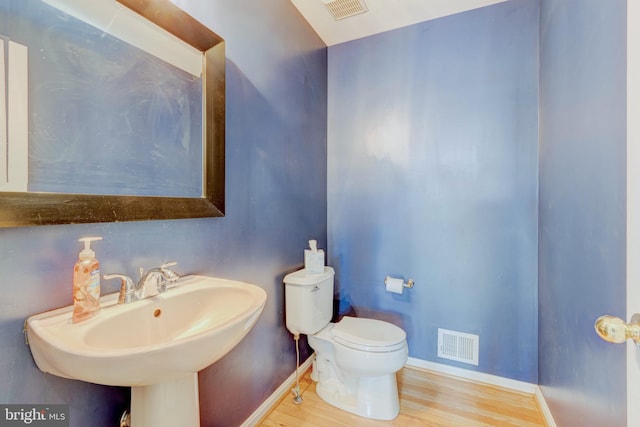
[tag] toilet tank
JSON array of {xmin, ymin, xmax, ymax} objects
[{"xmin": 283, "ymin": 266, "xmax": 334, "ymax": 336}]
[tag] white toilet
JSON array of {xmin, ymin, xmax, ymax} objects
[{"xmin": 283, "ymin": 266, "xmax": 408, "ymax": 420}]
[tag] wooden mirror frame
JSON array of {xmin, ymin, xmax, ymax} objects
[{"xmin": 0, "ymin": 0, "xmax": 225, "ymax": 227}]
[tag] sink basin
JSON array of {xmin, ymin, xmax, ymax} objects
[{"xmin": 26, "ymin": 275, "xmax": 267, "ymax": 426}]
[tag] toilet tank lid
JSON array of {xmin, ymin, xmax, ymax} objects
[
  {"xmin": 283, "ymin": 266, "xmax": 334, "ymax": 286},
  {"xmin": 332, "ymin": 316, "xmax": 406, "ymax": 348}
]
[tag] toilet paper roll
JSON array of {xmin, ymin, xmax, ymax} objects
[{"xmin": 385, "ymin": 277, "xmax": 404, "ymax": 294}]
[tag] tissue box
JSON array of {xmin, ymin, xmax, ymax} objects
[{"xmin": 304, "ymin": 249, "xmax": 325, "ymax": 274}]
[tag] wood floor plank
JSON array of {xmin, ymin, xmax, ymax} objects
[
  {"xmin": 397, "ymin": 370, "xmax": 544, "ymax": 425},
  {"xmin": 399, "ymin": 383, "xmax": 542, "ymax": 425},
  {"xmin": 258, "ymin": 366, "xmax": 547, "ymax": 427}
]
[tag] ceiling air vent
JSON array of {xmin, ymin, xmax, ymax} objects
[{"xmin": 322, "ymin": 0, "xmax": 368, "ymax": 20}]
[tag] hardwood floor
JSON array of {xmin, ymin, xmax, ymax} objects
[{"xmin": 258, "ymin": 366, "xmax": 547, "ymax": 427}]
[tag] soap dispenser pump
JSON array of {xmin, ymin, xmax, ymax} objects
[{"xmin": 72, "ymin": 237, "xmax": 102, "ymax": 323}]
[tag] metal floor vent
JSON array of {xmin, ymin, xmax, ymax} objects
[
  {"xmin": 323, "ymin": 0, "xmax": 368, "ymax": 20},
  {"xmin": 438, "ymin": 328, "xmax": 479, "ymax": 366}
]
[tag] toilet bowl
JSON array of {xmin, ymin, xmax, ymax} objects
[
  {"xmin": 308, "ymin": 316, "xmax": 408, "ymax": 420},
  {"xmin": 283, "ymin": 267, "xmax": 409, "ymax": 420}
]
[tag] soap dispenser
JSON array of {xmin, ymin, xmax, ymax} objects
[{"xmin": 72, "ymin": 237, "xmax": 102, "ymax": 323}]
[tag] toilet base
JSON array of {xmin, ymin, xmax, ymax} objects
[{"xmin": 312, "ymin": 362, "xmax": 400, "ymax": 420}]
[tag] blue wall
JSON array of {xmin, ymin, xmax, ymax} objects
[
  {"xmin": 327, "ymin": 0, "xmax": 540, "ymax": 383},
  {"xmin": 0, "ymin": 0, "xmax": 327, "ymax": 426},
  {"xmin": 538, "ymin": 0, "xmax": 627, "ymax": 426}
]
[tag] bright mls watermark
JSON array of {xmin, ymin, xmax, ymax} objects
[{"xmin": 0, "ymin": 405, "xmax": 68, "ymax": 426}]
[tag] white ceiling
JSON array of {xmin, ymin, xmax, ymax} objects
[{"xmin": 290, "ymin": 0, "xmax": 509, "ymax": 46}]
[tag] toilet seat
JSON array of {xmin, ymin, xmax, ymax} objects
[{"xmin": 331, "ymin": 316, "xmax": 406, "ymax": 353}]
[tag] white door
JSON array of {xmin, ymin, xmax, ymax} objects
[
  {"xmin": 628, "ymin": 2, "xmax": 640, "ymax": 425},
  {"xmin": 597, "ymin": 4, "xmax": 640, "ymax": 425}
]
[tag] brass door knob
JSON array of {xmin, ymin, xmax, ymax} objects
[{"xmin": 594, "ymin": 314, "xmax": 640, "ymax": 344}]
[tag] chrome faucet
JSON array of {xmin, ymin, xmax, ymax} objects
[
  {"xmin": 103, "ymin": 261, "xmax": 180, "ymax": 304},
  {"xmin": 137, "ymin": 262, "xmax": 180, "ymax": 298},
  {"xmin": 103, "ymin": 273, "xmax": 136, "ymax": 304}
]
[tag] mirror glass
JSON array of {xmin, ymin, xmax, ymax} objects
[{"xmin": 0, "ymin": 0, "xmax": 225, "ymax": 227}]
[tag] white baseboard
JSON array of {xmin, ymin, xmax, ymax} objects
[
  {"xmin": 240, "ymin": 355, "xmax": 314, "ymax": 427},
  {"xmin": 406, "ymin": 357, "xmax": 537, "ymax": 393},
  {"xmin": 535, "ymin": 386, "xmax": 558, "ymax": 427},
  {"xmin": 407, "ymin": 357, "xmax": 557, "ymax": 427}
]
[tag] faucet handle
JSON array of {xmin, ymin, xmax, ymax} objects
[
  {"xmin": 103, "ymin": 274, "xmax": 136, "ymax": 304},
  {"xmin": 136, "ymin": 261, "xmax": 180, "ymax": 297},
  {"xmin": 159, "ymin": 261, "xmax": 180, "ymax": 283},
  {"xmin": 138, "ymin": 262, "xmax": 177, "ymax": 278}
]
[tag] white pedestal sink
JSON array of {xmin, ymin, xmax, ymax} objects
[{"xmin": 26, "ymin": 275, "xmax": 267, "ymax": 427}]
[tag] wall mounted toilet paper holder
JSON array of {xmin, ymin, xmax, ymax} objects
[{"xmin": 384, "ymin": 276, "xmax": 415, "ymax": 289}]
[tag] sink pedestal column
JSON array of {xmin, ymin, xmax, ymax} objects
[{"xmin": 131, "ymin": 373, "xmax": 199, "ymax": 427}]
